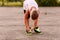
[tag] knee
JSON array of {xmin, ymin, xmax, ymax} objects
[{"xmin": 25, "ymin": 14, "xmax": 30, "ymax": 19}]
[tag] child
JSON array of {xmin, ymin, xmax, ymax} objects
[{"xmin": 23, "ymin": 0, "xmax": 41, "ymax": 34}]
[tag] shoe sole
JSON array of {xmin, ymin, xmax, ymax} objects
[
  {"xmin": 26, "ymin": 33, "xmax": 32, "ymax": 36},
  {"xmin": 35, "ymin": 31, "xmax": 44, "ymax": 35}
]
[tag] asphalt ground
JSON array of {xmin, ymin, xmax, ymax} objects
[{"xmin": 0, "ymin": 7, "xmax": 60, "ymax": 40}]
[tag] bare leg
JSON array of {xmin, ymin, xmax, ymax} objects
[
  {"xmin": 24, "ymin": 17, "xmax": 30, "ymax": 31},
  {"xmin": 31, "ymin": 19, "xmax": 38, "ymax": 30},
  {"xmin": 24, "ymin": 10, "xmax": 30, "ymax": 31},
  {"xmin": 34, "ymin": 19, "xmax": 38, "ymax": 28}
]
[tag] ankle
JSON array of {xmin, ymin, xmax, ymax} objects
[
  {"xmin": 34, "ymin": 26, "xmax": 38, "ymax": 28},
  {"xmin": 26, "ymin": 27, "xmax": 31, "ymax": 31},
  {"xmin": 31, "ymin": 27, "xmax": 34, "ymax": 31}
]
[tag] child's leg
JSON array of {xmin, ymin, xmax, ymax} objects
[
  {"xmin": 30, "ymin": 10, "xmax": 39, "ymax": 30},
  {"xmin": 24, "ymin": 10, "xmax": 30, "ymax": 31},
  {"xmin": 34, "ymin": 19, "xmax": 38, "ymax": 28},
  {"xmin": 31, "ymin": 12, "xmax": 41, "ymax": 33},
  {"xmin": 34, "ymin": 19, "xmax": 41, "ymax": 33},
  {"xmin": 31, "ymin": 19, "xmax": 38, "ymax": 30},
  {"xmin": 24, "ymin": 16, "xmax": 30, "ymax": 31}
]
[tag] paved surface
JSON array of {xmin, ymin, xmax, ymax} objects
[{"xmin": 0, "ymin": 7, "xmax": 60, "ymax": 40}]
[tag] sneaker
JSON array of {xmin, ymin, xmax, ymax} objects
[
  {"xmin": 26, "ymin": 27, "xmax": 32, "ymax": 35},
  {"xmin": 26, "ymin": 29, "xmax": 31, "ymax": 33},
  {"xmin": 26, "ymin": 30, "xmax": 32, "ymax": 35},
  {"xmin": 34, "ymin": 27, "xmax": 41, "ymax": 33}
]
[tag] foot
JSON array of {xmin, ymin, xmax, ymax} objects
[
  {"xmin": 34, "ymin": 27, "xmax": 41, "ymax": 33},
  {"xmin": 26, "ymin": 27, "xmax": 32, "ymax": 35},
  {"xmin": 26, "ymin": 29, "xmax": 32, "ymax": 35}
]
